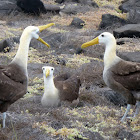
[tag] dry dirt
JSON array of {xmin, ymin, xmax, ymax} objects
[{"xmin": 0, "ymin": 0, "xmax": 140, "ymax": 140}]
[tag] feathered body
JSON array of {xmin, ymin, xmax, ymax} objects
[
  {"xmin": 0, "ymin": 23, "xmax": 54, "ymax": 127},
  {"xmin": 81, "ymin": 32, "xmax": 140, "ymax": 121},
  {"xmin": 42, "ymin": 66, "xmax": 80, "ymax": 107}
]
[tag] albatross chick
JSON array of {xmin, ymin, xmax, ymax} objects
[
  {"xmin": 81, "ymin": 32, "xmax": 140, "ymax": 122},
  {"xmin": 42, "ymin": 66, "xmax": 81, "ymax": 107},
  {"xmin": 0, "ymin": 23, "xmax": 55, "ymax": 128}
]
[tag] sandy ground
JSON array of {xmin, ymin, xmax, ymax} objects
[{"xmin": 0, "ymin": 0, "xmax": 140, "ymax": 139}]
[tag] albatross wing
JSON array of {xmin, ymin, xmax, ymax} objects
[
  {"xmin": 0, "ymin": 63, "xmax": 27, "ymax": 112},
  {"xmin": 54, "ymin": 73, "xmax": 81, "ymax": 102},
  {"xmin": 111, "ymin": 60, "xmax": 140, "ymax": 90}
]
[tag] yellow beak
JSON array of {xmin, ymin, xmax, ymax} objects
[
  {"xmin": 38, "ymin": 23, "xmax": 55, "ymax": 32},
  {"xmin": 81, "ymin": 37, "xmax": 99, "ymax": 49},
  {"xmin": 37, "ymin": 37, "xmax": 50, "ymax": 48},
  {"xmin": 45, "ymin": 69, "xmax": 50, "ymax": 78},
  {"xmin": 37, "ymin": 23, "xmax": 55, "ymax": 48}
]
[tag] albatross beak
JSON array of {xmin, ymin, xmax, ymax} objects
[
  {"xmin": 81, "ymin": 37, "xmax": 99, "ymax": 49},
  {"xmin": 45, "ymin": 69, "xmax": 50, "ymax": 78},
  {"xmin": 37, "ymin": 23, "xmax": 55, "ymax": 48},
  {"xmin": 37, "ymin": 37, "xmax": 50, "ymax": 48}
]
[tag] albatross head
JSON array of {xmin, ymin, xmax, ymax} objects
[
  {"xmin": 81, "ymin": 32, "xmax": 116, "ymax": 49},
  {"xmin": 42, "ymin": 66, "xmax": 54, "ymax": 78},
  {"xmin": 23, "ymin": 23, "xmax": 55, "ymax": 48}
]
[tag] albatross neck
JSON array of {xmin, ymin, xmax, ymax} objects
[
  {"xmin": 11, "ymin": 31, "xmax": 32, "ymax": 74},
  {"xmin": 104, "ymin": 39, "xmax": 118, "ymax": 69},
  {"xmin": 44, "ymin": 76, "xmax": 56, "ymax": 91}
]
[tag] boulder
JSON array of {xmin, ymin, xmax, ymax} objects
[
  {"xmin": 44, "ymin": 4, "xmax": 62, "ymax": 13},
  {"xmin": 98, "ymin": 14, "xmax": 127, "ymax": 30},
  {"xmin": 119, "ymin": 0, "xmax": 140, "ymax": 23},
  {"xmin": 60, "ymin": 3, "xmax": 91, "ymax": 15},
  {"xmin": 0, "ymin": 40, "xmax": 10, "ymax": 52},
  {"xmin": 113, "ymin": 24, "xmax": 140, "ymax": 38},
  {"xmin": 58, "ymin": 0, "xmax": 98, "ymax": 15},
  {"xmin": 70, "ymin": 17, "xmax": 85, "ymax": 29},
  {"xmin": 118, "ymin": 51, "xmax": 140, "ymax": 63},
  {"xmin": 0, "ymin": 37, "xmax": 19, "ymax": 52},
  {"xmin": 55, "ymin": 0, "xmax": 64, "ymax": 3},
  {"xmin": 55, "ymin": 0, "xmax": 98, "ymax": 7},
  {"xmin": 16, "ymin": 0, "xmax": 47, "ymax": 16},
  {"xmin": 0, "ymin": 0, "xmax": 17, "ymax": 15}
]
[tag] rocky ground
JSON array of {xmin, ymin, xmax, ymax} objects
[{"xmin": 0, "ymin": 0, "xmax": 140, "ymax": 140}]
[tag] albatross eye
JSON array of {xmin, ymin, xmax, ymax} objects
[
  {"xmin": 42, "ymin": 67, "xmax": 45, "ymax": 71},
  {"xmin": 101, "ymin": 34, "xmax": 104, "ymax": 37},
  {"xmin": 51, "ymin": 68, "xmax": 54, "ymax": 71}
]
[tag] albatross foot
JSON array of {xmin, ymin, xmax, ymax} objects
[
  {"xmin": 2, "ymin": 112, "xmax": 6, "ymax": 128},
  {"xmin": 133, "ymin": 101, "xmax": 140, "ymax": 118},
  {"xmin": 121, "ymin": 104, "xmax": 131, "ymax": 122}
]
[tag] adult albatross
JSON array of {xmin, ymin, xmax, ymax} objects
[
  {"xmin": 41, "ymin": 66, "xmax": 81, "ymax": 107},
  {"xmin": 81, "ymin": 32, "xmax": 140, "ymax": 122},
  {"xmin": 0, "ymin": 23, "xmax": 54, "ymax": 128}
]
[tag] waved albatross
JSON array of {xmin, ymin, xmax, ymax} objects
[
  {"xmin": 42, "ymin": 66, "xmax": 81, "ymax": 107},
  {"xmin": 81, "ymin": 32, "xmax": 140, "ymax": 122},
  {"xmin": 0, "ymin": 23, "xmax": 54, "ymax": 128}
]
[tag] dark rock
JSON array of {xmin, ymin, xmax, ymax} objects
[
  {"xmin": 119, "ymin": 0, "xmax": 131, "ymax": 13},
  {"xmin": 76, "ymin": 48, "xmax": 86, "ymax": 54},
  {"xmin": 60, "ymin": 3, "xmax": 90, "ymax": 15},
  {"xmin": 0, "ymin": 37, "xmax": 20, "ymax": 52},
  {"xmin": 0, "ymin": 0, "xmax": 17, "ymax": 15},
  {"xmin": 55, "ymin": 0, "xmax": 64, "ymax": 3},
  {"xmin": 45, "ymin": 4, "xmax": 61, "ymax": 13},
  {"xmin": 0, "ymin": 40, "xmax": 9, "ymax": 52},
  {"xmin": 118, "ymin": 51, "xmax": 140, "ymax": 63},
  {"xmin": 56, "ymin": 0, "xmax": 98, "ymax": 7},
  {"xmin": 16, "ymin": 0, "xmax": 47, "ymax": 16},
  {"xmin": 99, "ymin": 14, "xmax": 127, "ymax": 30},
  {"xmin": 70, "ymin": 17, "xmax": 85, "ymax": 29},
  {"xmin": 113, "ymin": 24, "xmax": 140, "ymax": 38},
  {"xmin": 58, "ymin": 0, "xmax": 98, "ymax": 14},
  {"xmin": 56, "ymin": 58, "xmax": 66, "ymax": 66},
  {"xmin": 119, "ymin": 0, "xmax": 140, "ymax": 23}
]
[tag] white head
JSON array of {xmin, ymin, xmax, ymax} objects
[
  {"xmin": 24, "ymin": 26, "xmax": 40, "ymax": 39},
  {"xmin": 98, "ymin": 32, "xmax": 116, "ymax": 46},
  {"xmin": 42, "ymin": 66, "xmax": 54, "ymax": 78},
  {"xmin": 21, "ymin": 23, "xmax": 55, "ymax": 48},
  {"xmin": 81, "ymin": 32, "xmax": 116, "ymax": 49}
]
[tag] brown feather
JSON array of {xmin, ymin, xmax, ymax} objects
[
  {"xmin": 0, "ymin": 63, "xmax": 27, "ymax": 112},
  {"xmin": 54, "ymin": 73, "xmax": 81, "ymax": 102},
  {"xmin": 104, "ymin": 59, "xmax": 140, "ymax": 105},
  {"xmin": 112, "ymin": 60, "xmax": 140, "ymax": 90}
]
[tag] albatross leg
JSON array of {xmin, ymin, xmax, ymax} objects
[
  {"xmin": 2, "ymin": 112, "xmax": 6, "ymax": 128},
  {"xmin": 133, "ymin": 101, "xmax": 140, "ymax": 118},
  {"xmin": 121, "ymin": 104, "xmax": 131, "ymax": 122}
]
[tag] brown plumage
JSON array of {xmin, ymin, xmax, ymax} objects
[
  {"xmin": 0, "ymin": 23, "xmax": 54, "ymax": 128},
  {"xmin": 0, "ymin": 63, "xmax": 27, "ymax": 113},
  {"xmin": 41, "ymin": 66, "xmax": 81, "ymax": 107},
  {"xmin": 81, "ymin": 32, "xmax": 140, "ymax": 122},
  {"xmin": 112, "ymin": 60, "xmax": 140, "ymax": 91},
  {"xmin": 54, "ymin": 73, "xmax": 80, "ymax": 102}
]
